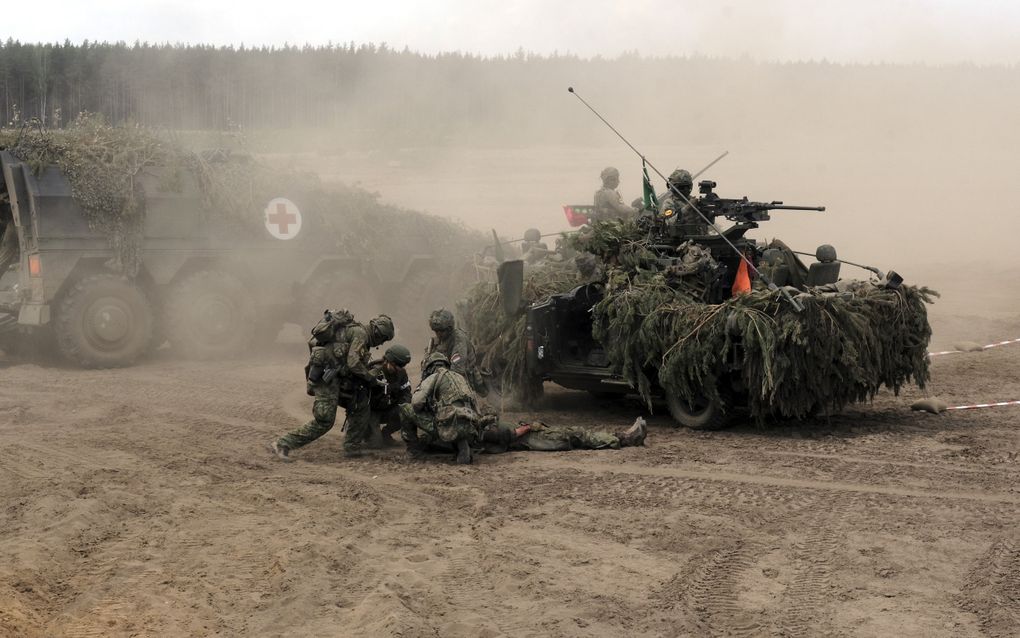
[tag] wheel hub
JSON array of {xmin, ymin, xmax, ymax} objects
[{"xmin": 88, "ymin": 299, "xmax": 131, "ymax": 344}]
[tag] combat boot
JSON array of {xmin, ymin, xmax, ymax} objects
[
  {"xmin": 455, "ymin": 438, "xmax": 473, "ymax": 465},
  {"xmin": 614, "ymin": 417, "xmax": 647, "ymax": 448},
  {"xmin": 403, "ymin": 429, "xmax": 427, "ymax": 460},
  {"xmin": 380, "ymin": 423, "xmax": 401, "ymax": 447},
  {"xmin": 481, "ymin": 424, "xmax": 512, "ymax": 448},
  {"xmin": 268, "ymin": 440, "xmax": 291, "ymax": 462}
]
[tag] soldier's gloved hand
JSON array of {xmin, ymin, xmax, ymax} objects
[{"xmin": 525, "ymin": 420, "xmax": 547, "ymax": 432}]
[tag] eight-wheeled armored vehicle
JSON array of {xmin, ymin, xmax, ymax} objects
[{"xmin": 0, "ymin": 151, "xmax": 450, "ymax": 367}]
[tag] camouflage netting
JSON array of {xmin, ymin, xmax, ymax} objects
[
  {"xmin": 459, "ymin": 219, "xmax": 937, "ymax": 425},
  {"xmin": 593, "ymin": 270, "xmax": 936, "ymax": 423},
  {"xmin": 458, "ymin": 258, "xmax": 583, "ymax": 397},
  {"xmin": 0, "ymin": 115, "xmax": 484, "ymax": 276}
]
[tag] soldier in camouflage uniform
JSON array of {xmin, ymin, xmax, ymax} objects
[
  {"xmin": 520, "ymin": 228, "xmax": 550, "ymax": 264},
  {"xmin": 369, "ymin": 344, "xmax": 413, "ymax": 446},
  {"xmin": 399, "ymin": 352, "xmax": 481, "ymax": 464},
  {"xmin": 659, "ymin": 168, "xmax": 708, "ymax": 236},
  {"xmin": 593, "ymin": 166, "xmax": 637, "ymax": 222},
  {"xmin": 424, "ymin": 308, "xmax": 488, "ymax": 397},
  {"xmin": 270, "ymin": 314, "xmax": 395, "ymax": 460},
  {"xmin": 479, "ymin": 417, "xmax": 647, "ymax": 453}
]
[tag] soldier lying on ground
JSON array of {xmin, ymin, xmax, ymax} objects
[
  {"xmin": 270, "ymin": 314, "xmax": 395, "ymax": 461},
  {"xmin": 478, "ymin": 417, "xmax": 647, "ymax": 453}
]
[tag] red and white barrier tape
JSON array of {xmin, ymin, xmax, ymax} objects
[
  {"xmin": 946, "ymin": 400, "xmax": 1020, "ymax": 411},
  {"xmin": 928, "ymin": 337, "xmax": 1020, "ymax": 358}
]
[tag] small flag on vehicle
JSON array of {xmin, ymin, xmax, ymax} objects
[{"xmin": 642, "ymin": 159, "xmax": 659, "ymax": 210}]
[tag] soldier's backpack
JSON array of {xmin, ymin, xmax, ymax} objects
[{"xmin": 308, "ymin": 308, "xmax": 355, "ymax": 349}]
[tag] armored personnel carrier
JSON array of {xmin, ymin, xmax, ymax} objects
[{"xmin": 0, "ymin": 136, "xmax": 476, "ymax": 367}]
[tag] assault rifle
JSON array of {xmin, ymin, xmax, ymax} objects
[{"xmin": 694, "ymin": 180, "xmax": 825, "ymax": 224}]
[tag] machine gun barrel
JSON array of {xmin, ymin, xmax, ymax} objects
[{"xmin": 769, "ymin": 204, "xmax": 826, "ymax": 211}]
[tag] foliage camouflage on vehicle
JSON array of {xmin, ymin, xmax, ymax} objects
[
  {"xmin": 458, "ymin": 258, "xmax": 581, "ymax": 396},
  {"xmin": 1, "ymin": 115, "xmax": 484, "ymax": 275},
  {"xmin": 460, "ymin": 218, "xmax": 937, "ymax": 424}
]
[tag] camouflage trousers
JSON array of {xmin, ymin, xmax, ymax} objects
[
  {"xmin": 517, "ymin": 425, "xmax": 619, "ymax": 451},
  {"xmin": 397, "ymin": 404, "xmax": 480, "ymax": 448},
  {"xmin": 277, "ymin": 382, "xmax": 372, "ymax": 453},
  {"xmin": 483, "ymin": 422, "xmax": 619, "ymax": 452}
]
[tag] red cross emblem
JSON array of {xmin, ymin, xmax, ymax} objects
[{"xmin": 263, "ymin": 197, "xmax": 302, "ymax": 240}]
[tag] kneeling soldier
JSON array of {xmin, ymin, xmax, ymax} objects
[{"xmin": 399, "ymin": 352, "xmax": 481, "ymax": 465}]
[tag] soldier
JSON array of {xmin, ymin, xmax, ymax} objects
[
  {"xmin": 270, "ymin": 314, "xmax": 395, "ymax": 460},
  {"xmin": 479, "ymin": 417, "xmax": 647, "ymax": 453},
  {"xmin": 424, "ymin": 308, "xmax": 488, "ymax": 397},
  {"xmin": 593, "ymin": 166, "xmax": 637, "ymax": 222},
  {"xmin": 659, "ymin": 168, "xmax": 708, "ymax": 236},
  {"xmin": 520, "ymin": 228, "xmax": 549, "ymax": 264},
  {"xmin": 399, "ymin": 352, "xmax": 481, "ymax": 464},
  {"xmin": 369, "ymin": 344, "xmax": 413, "ymax": 446}
]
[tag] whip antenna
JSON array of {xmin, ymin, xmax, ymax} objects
[{"xmin": 567, "ymin": 86, "xmax": 803, "ymax": 311}]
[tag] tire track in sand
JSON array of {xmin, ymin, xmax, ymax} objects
[
  {"xmin": 774, "ymin": 499, "xmax": 853, "ymax": 637},
  {"xmin": 957, "ymin": 536, "xmax": 1020, "ymax": 638},
  {"xmin": 538, "ymin": 459, "xmax": 1020, "ymax": 505}
]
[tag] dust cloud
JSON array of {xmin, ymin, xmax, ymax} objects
[{"xmin": 263, "ymin": 56, "xmax": 1020, "ymax": 344}]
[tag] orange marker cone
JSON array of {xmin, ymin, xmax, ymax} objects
[{"xmin": 732, "ymin": 259, "xmax": 751, "ymax": 296}]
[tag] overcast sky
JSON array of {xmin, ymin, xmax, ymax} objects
[{"xmin": 6, "ymin": 0, "xmax": 1020, "ymax": 65}]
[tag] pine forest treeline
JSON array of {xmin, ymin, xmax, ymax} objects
[{"xmin": 1, "ymin": 39, "xmax": 1017, "ymax": 149}]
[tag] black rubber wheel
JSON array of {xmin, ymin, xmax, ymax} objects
[
  {"xmin": 666, "ymin": 387, "xmax": 733, "ymax": 430},
  {"xmin": 300, "ymin": 271, "xmax": 380, "ymax": 328},
  {"xmin": 55, "ymin": 274, "xmax": 154, "ymax": 368},
  {"xmin": 166, "ymin": 271, "xmax": 256, "ymax": 360}
]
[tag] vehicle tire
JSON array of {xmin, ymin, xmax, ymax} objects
[
  {"xmin": 55, "ymin": 274, "xmax": 154, "ymax": 368},
  {"xmin": 300, "ymin": 271, "xmax": 380, "ymax": 327},
  {"xmin": 666, "ymin": 387, "xmax": 733, "ymax": 430},
  {"xmin": 166, "ymin": 270, "xmax": 256, "ymax": 360}
]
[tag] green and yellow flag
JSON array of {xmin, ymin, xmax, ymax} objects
[{"xmin": 642, "ymin": 159, "xmax": 659, "ymax": 211}]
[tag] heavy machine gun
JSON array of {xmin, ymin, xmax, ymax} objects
[{"xmin": 692, "ymin": 180, "xmax": 825, "ymax": 225}]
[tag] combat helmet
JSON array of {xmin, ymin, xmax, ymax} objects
[
  {"xmin": 815, "ymin": 244, "xmax": 837, "ymax": 263},
  {"xmin": 428, "ymin": 308, "xmax": 455, "ymax": 333},
  {"xmin": 667, "ymin": 168, "xmax": 693, "ymax": 188},
  {"xmin": 368, "ymin": 314, "xmax": 395, "ymax": 344},
  {"xmin": 422, "ymin": 351, "xmax": 451, "ymax": 376},
  {"xmin": 383, "ymin": 344, "xmax": 412, "ymax": 367},
  {"xmin": 523, "ymin": 228, "xmax": 542, "ymax": 243},
  {"xmin": 600, "ymin": 166, "xmax": 620, "ymax": 182}
]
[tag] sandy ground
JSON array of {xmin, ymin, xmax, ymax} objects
[
  {"xmin": 1, "ymin": 275, "xmax": 1019, "ymax": 637},
  {"xmin": 3, "ymin": 143, "xmax": 1020, "ymax": 636}
]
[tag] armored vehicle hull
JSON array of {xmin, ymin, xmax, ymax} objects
[{"xmin": 0, "ymin": 151, "xmax": 463, "ymax": 367}]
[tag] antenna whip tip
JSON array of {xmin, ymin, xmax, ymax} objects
[{"xmin": 567, "ymin": 86, "xmax": 574, "ymax": 93}]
